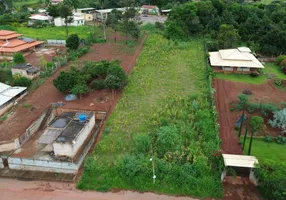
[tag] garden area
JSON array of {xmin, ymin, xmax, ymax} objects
[
  {"xmin": 214, "ymin": 62, "xmax": 286, "ymax": 85},
  {"xmin": 77, "ymin": 33, "xmax": 222, "ymax": 198}
]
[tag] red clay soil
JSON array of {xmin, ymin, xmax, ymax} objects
[
  {"xmin": 0, "ymin": 35, "xmax": 146, "ymax": 142},
  {"xmin": 213, "ymin": 79, "xmax": 286, "ymax": 154}
]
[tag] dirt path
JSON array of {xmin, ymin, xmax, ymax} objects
[{"xmin": 0, "ymin": 178, "xmax": 198, "ymax": 200}]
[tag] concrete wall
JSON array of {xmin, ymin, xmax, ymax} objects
[
  {"xmin": 0, "ymin": 158, "xmax": 4, "ymax": 169},
  {"xmin": 54, "ymin": 17, "xmax": 85, "ymax": 26},
  {"xmin": 0, "ymin": 101, "xmax": 14, "ymax": 117},
  {"xmin": 0, "ymin": 141, "xmax": 16, "ymax": 153},
  {"xmin": 249, "ymin": 169, "xmax": 259, "ymax": 186},
  {"xmin": 53, "ymin": 114, "xmax": 95, "ymax": 158},
  {"xmin": 56, "ymin": 108, "xmax": 107, "ymax": 119},
  {"xmin": 8, "ymin": 157, "xmax": 79, "ymax": 174}
]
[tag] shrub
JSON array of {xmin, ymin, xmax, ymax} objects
[
  {"xmin": 66, "ymin": 34, "xmax": 80, "ymax": 50},
  {"xmin": 269, "ymin": 108, "xmax": 286, "ymax": 134},
  {"xmin": 275, "ymin": 79, "xmax": 282, "ymax": 86},
  {"xmin": 71, "ymin": 83, "xmax": 89, "ymax": 98},
  {"xmin": 14, "ymin": 76, "xmax": 31, "ymax": 87},
  {"xmin": 263, "ymin": 135, "xmax": 273, "ymax": 142},
  {"xmin": 235, "ymin": 94, "xmax": 248, "ymax": 110},
  {"xmin": 155, "ymin": 22, "xmax": 165, "ymax": 30},
  {"xmin": 250, "ymin": 72, "xmax": 258, "ymax": 77},
  {"xmin": 91, "ymin": 79, "xmax": 105, "ymax": 90},
  {"xmin": 53, "ymin": 71, "xmax": 76, "ymax": 93},
  {"xmin": 13, "ymin": 53, "xmax": 25, "ymax": 64},
  {"xmin": 133, "ymin": 134, "xmax": 150, "ymax": 154},
  {"xmin": 250, "ymin": 116, "xmax": 264, "ymax": 133},
  {"xmin": 248, "ymin": 103, "xmax": 260, "ymax": 113},
  {"xmin": 276, "ymin": 55, "xmax": 286, "ymax": 65},
  {"xmin": 255, "ymin": 161, "xmax": 286, "ymax": 200},
  {"xmin": 275, "ymin": 135, "xmax": 285, "ymax": 144},
  {"xmin": 260, "ymin": 103, "xmax": 279, "ymax": 117}
]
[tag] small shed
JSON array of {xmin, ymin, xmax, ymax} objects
[
  {"xmin": 221, "ymin": 154, "xmax": 259, "ymax": 185},
  {"xmin": 11, "ymin": 64, "xmax": 40, "ymax": 80}
]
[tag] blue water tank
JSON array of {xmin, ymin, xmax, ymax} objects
[{"xmin": 78, "ymin": 114, "xmax": 87, "ymax": 123}]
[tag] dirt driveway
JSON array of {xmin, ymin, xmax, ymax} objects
[{"xmin": 0, "ymin": 178, "xmax": 198, "ymax": 200}]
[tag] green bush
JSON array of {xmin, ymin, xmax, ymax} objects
[
  {"xmin": 133, "ymin": 134, "xmax": 151, "ymax": 154},
  {"xmin": 235, "ymin": 94, "xmax": 248, "ymax": 110},
  {"xmin": 275, "ymin": 79, "xmax": 282, "ymax": 86},
  {"xmin": 14, "ymin": 76, "xmax": 31, "ymax": 87},
  {"xmin": 260, "ymin": 103, "xmax": 279, "ymax": 117},
  {"xmin": 90, "ymin": 79, "xmax": 105, "ymax": 90},
  {"xmin": 263, "ymin": 135, "xmax": 273, "ymax": 142},
  {"xmin": 66, "ymin": 34, "xmax": 80, "ymax": 50},
  {"xmin": 248, "ymin": 103, "xmax": 260, "ymax": 113},
  {"xmin": 255, "ymin": 161, "xmax": 286, "ymax": 200},
  {"xmin": 155, "ymin": 22, "xmax": 165, "ymax": 30},
  {"xmin": 13, "ymin": 53, "xmax": 25, "ymax": 64},
  {"xmin": 276, "ymin": 55, "xmax": 286, "ymax": 65},
  {"xmin": 275, "ymin": 136, "xmax": 285, "ymax": 144}
]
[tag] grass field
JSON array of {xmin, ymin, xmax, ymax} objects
[
  {"xmin": 77, "ymin": 33, "xmax": 222, "ymax": 197},
  {"xmin": 214, "ymin": 63, "xmax": 286, "ymax": 84},
  {"xmin": 243, "ymin": 138, "xmax": 286, "ymax": 163},
  {"xmin": 13, "ymin": 0, "xmax": 42, "ymax": 8},
  {"xmin": 16, "ymin": 26, "xmax": 100, "ymax": 40}
]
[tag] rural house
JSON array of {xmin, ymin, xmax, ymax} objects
[
  {"xmin": 54, "ymin": 15, "xmax": 85, "ymax": 26},
  {"xmin": 75, "ymin": 8, "xmax": 96, "ymax": 22},
  {"xmin": 50, "ymin": 0, "xmax": 63, "ymax": 5},
  {"xmin": 0, "ymin": 82, "xmax": 27, "ymax": 116},
  {"xmin": 0, "ymin": 30, "xmax": 44, "ymax": 60},
  {"xmin": 140, "ymin": 5, "xmax": 160, "ymax": 15},
  {"xmin": 28, "ymin": 14, "xmax": 53, "ymax": 27},
  {"xmin": 11, "ymin": 63, "xmax": 40, "ymax": 80},
  {"xmin": 209, "ymin": 47, "xmax": 264, "ymax": 74}
]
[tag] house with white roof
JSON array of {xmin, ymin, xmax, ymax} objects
[
  {"xmin": 28, "ymin": 14, "xmax": 53, "ymax": 26},
  {"xmin": 209, "ymin": 47, "xmax": 264, "ymax": 74},
  {"xmin": 54, "ymin": 15, "xmax": 85, "ymax": 26},
  {"xmin": 0, "ymin": 82, "xmax": 27, "ymax": 116}
]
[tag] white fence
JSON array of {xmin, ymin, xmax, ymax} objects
[{"xmin": 46, "ymin": 40, "xmax": 66, "ymax": 46}]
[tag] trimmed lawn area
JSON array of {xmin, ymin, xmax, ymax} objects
[
  {"xmin": 77, "ymin": 33, "xmax": 222, "ymax": 198},
  {"xmin": 16, "ymin": 26, "xmax": 99, "ymax": 40},
  {"xmin": 214, "ymin": 63, "xmax": 286, "ymax": 84},
  {"xmin": 243, "ymin": 138, "xmax": 286, "ymax": 163}
]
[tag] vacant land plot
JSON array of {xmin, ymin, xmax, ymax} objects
[
  {"xmin": 17, "ymin": 26, "xmax": 99, "ymax": 40},
  {"xmin": 78, "ymin": 34, "xmax": 222, "ymax": 198},
  {"xmin": 213, "ymin": 79, "xmax": 286, "ymax": 154},
  {"xmin": 215, "ymin": 63, "xmax": 286, "ymax": 84},
  {"xmin": 243, "ymin": 138, "xmax": 286, "ymax": 163}
]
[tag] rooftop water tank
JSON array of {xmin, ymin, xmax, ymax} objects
[{"xmin": 78, "ymin": 114, "xmax": 87, "ymax": 123}]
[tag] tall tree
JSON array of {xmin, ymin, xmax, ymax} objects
[
  {"xmin": 64, "ymin": 0, "xmax": 79, "ymax": 11},
  {"xmin": 217, "ymin": 24, "xmax": 240, "ymax": 49},
  {"xmin": 248, "ymin": 116, "xmax": 264, "ymax": 155},
  {"xmin": 106, "ymin": 9, "xmax": 122, "ymax": 42},
  {"xmin": 59, "ymin": 4, "xmax": 74, "ymax": 37},
  {"xmin": 121, "ymin": 7, "xmax": 139, "ymax": 44},
  {"xmin": 47, "ymin": 5, "xmax": 60, "ymax": 18}
]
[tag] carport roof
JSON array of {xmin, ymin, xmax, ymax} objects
[{"xmin": 222, "ymin": 154, "xmax": 259, "ymax": 168}]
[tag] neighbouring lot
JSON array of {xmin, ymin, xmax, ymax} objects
[
  {"xmin": 78, "ymin": 33, "xmax": 223, "ymax": 198},
  {"xmin": 213, "ymin": 79, "xmax": 286, "ymax": 154},
  {"xmin": 16, "ymin": 26, "xmax": 100, "ymax": 40},
  {"xmin": 0, "ymin": 34, "xmax": 145, "ymax": 143}
]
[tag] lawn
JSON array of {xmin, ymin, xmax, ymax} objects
[
  {"xmin": 214, "ymin": 63, "xmax": 286, "ymax": 84},
  {"xmin": 16, "ymin": 26, "xmax": 100, "ymax": 40},
  {"xmin": 77, "ymin": 33, "xmax": 222, "ymax": 197},
  {"xmin": 13, "ymin": 0, "xmax": 42, "ymax": 8},
  {"xmin": 243, "ymin": 138, "xmax": 286, "ymax": 163}
]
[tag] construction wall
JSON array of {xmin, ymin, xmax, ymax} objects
[
  {"xmin": 56, "ymin": 108, "xmax": 107, "ymax": 120},
  {"xmin": 0, "ymin": 158, "xmax": 4, "ymax": 168},
  {"xmin": 7, "ymin": 157, "xmax": 79, "ymax": 174}
]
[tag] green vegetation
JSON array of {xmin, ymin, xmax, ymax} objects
[
  {"xmin": 243, "ymin": 138, "xmax": 286, "ymax": 162},
  {"xmin": 215, "ymin": 63, "xmax": 286, "ymax": 84},
  {"xmin": 77, "ymin": 34, "xmax": 222, "ymax": 198},
  {"xmin": 16, "ymin": 26, "xmax": 99, "ymax": 40},
  {"xmin": 13, "ymin": 0, "xmax": 41, "ymax": 8},
  {"xmin": 214, "ymin": 73, "xmax": 265, "ymax": 84}
]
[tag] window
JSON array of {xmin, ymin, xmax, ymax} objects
[{"xmin": 223, "ymin": 67, "xmax": 233, "ymax": 71}]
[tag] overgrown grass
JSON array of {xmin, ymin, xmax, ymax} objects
[
  {"xmin": 77, "ymin": 34, "xmax": 222, "ymax": 198},
  {"xmin": 13, "ymin": 0, "xmax": 42, "ymax": 8},
  {"xmin": 243, "ymin": 138, "xmax": 286, "ymax": 163},
  {"xmin": 16, "ymin": 26, "xmax": 100, "ymax": 40},
  {"xmin": 214, "ymin": 63, "xmax": 286, "ymax": 84}
]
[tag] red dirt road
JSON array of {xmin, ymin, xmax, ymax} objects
[
  {"xmin": 0, "ymin": 178, "xmax": 198, "ymax": 200},
  {"xmin": 213, "ymin": 79, "xmax": 286, "ymax": 154}
]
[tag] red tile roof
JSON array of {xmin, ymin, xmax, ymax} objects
[{"xmin": 0, "ymin": 30, "xmax": 44, "ymax": 53}]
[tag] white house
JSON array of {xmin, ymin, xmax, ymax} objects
[
  {"xmin": 28, "ymin": 14, "xmax": 53, "ymax": 26},
  {"xmin": 54, "ymin": 16, "xmax": 85, "ymax": 26},
  {"xmin": 209, "ymin": 47, "xmax": 264, "ymax": 74}
]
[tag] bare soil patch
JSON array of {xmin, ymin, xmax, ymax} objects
[
  {"xmin": 213, "ymin": 79, "xmax": 286, "ymax": 154},
  {"xmin": 0, "ymin": 35, "xmax": 145, "ymax": 143}
]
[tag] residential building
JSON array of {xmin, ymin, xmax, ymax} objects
[
  {"xmin": 51, "ymin": 0, "xmax": 63, "ymax": 5},
  {"xmin": 95, "ymin": 7, "xmax": 128, "ymax": 22},
  {"xmin": 54, "ymin": 16, "xmax": 85, "ymax": 26},
  {"xmin": 209, "ymin": 47, "xmax": 264, "ymax": 74},
  {"xmin": 28, "ymin": 14, "xmax": 53, "ymax": 26},
  {"xmin": 11, "ymin": 63, "xmax": 40, "ymax": 80},
  {"xmin": 0, "ymin": 82, "xmax": 27, "ymax": 116},
  {"xmin": 0, "ymin": 30, "xmax": 44, "ymax": 60},
  {"xmin": 75, "ymin": 8, "xmax": 96, "ymax": 21},
  {"xmin": 140, "ymin": 5, "xmax": 160, "ymax": 15}
]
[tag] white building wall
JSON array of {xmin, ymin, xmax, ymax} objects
[
  {"xmin": 54, "ymin": 17, "xmax": 85, "ymax": 26},
  {"xmin": 53, "ymin": 114, "xmax": 95, "ymax": 158}
]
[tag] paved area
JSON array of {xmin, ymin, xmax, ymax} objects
[{"xmin": 0, "ymin": 178, "xmax": 198, "ymax": 200}]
